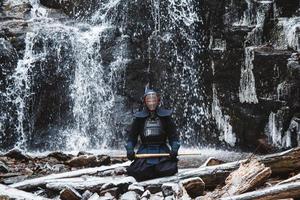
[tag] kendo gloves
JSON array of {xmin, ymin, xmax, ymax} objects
[
  {"xmin": 169, "ymin": 140, "xmax": 180, "ymax": 160},
  {"xmin": 125, "ymin": 141, "xmax": 136, "ymax": 161},
  {"xmin": 127, "ymin": 151, "xmax": 136, "ymax": 161}
]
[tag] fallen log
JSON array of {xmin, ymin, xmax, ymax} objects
[
  {"xmin": 278, "ymin": 173, "xmax": 300, "ymax": 185},
  {"xmin": 45, "ymin": 176, "xmax": 136, "ymax": 191},
  {"xmin": 203, "ymin": 159, "xmax": 271, "ymax": 199},
  {"xmin": 11, "ymin": 161, "xmax": 131, "ymax": 190},
  {"xmin": 220, "ymin": 182, "xmax": 300, "ymax": 200},
  {"xmin": 139, "ymin": 147, "xmax": 300, "ymax": 188},
  {"xmin": 0, "ymin": 183, "xmax": 50, "ymax": 200}
]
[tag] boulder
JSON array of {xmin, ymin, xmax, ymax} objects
[
  {"xmin": 128, "ymin": 183, "xmax": 144, "ymax": 195},
  {"xmin": 180, "ymin": 177, "xmax": 205, "ymax": 198},
  {"xmin": 119, "ymin": 191, "xmax": 140, "ymax": 200},
  {"xmin": 60, "ymin": 186, "xmax": 82, "ymax": 200},
  {"xmin": 141, "ymin": 190, "xmax": 151, "ymax": 200},
  {"xmin": 82, "ymin": 190, "xmax": 93, "ymax": 200},
  {"xmin": 4, "ymin": 148, "xmax": 30, "ymax": 161},
  {"xmin": 161, "ymin": 183, "xmax": 181, "ymax": 197},
  {"xmin": 47, "ymin": 151, "xmax": 73, "ymax": 162}
]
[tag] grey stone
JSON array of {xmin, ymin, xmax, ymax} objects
[
  {"xmin": 119, "ymin": 191, "xmax": 140, "ymax": 200},
  {"xmin": 0, "ymin": 161, "xmax": 9, "ymax": 173},
  {"xmin": 128, "ymin": 183, "xmax": 144, "ymax": 195},
  {"xmin": 60, "ymin": 186, "xmax": 82, "ymax": 200}
]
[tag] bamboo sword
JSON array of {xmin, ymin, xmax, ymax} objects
[{"xmin": 113, "ymin": 152, "xmax": 201, "ymax": 159}]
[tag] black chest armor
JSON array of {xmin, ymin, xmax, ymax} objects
[{"xmin": 141, "ymin": 115, "xmax": 166, "ymax": 144}]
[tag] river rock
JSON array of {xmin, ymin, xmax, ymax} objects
[
  {"xmin": 0, "ymin": 161, "xmax": 9, "ymax": 173},
  {"xmin": 161, "ymin": 183, "xmax": 181, "ymax": 197},
  {"xmin": 60, "ymin": 186, "xmax": 82, "ymax": 200},
  {"xmin": 201, "ymin": 157, "xmax": 225, "ymax": 167},
  {"xmin": 128, "ymin": 183, "xmax": 144, "ymax": 195},
  {"xmin": 180, "ymin": 177, "xmax": 205, "ymax": 198},
  {"xmin": 145, "ymin": 183, "xmax": 161, "ymax": 194},
  {"xmin": 66, "ymin": 155, "xmax": 110, "ymax": 167},
  {"xmin": 141, "ymin": 190, "xmax": 151, "ymax": 200},
  {"xmin": 82, "ymin": 190, "xmax": 93, "ymax": 200},
  {"xmin": 1, "ymin": 0, "xmax": 32, "ymax": 19},
  {"xmin": 119, "ymin": 191, "xmax": 140, "ymax": 200},
  {"xmin": 99, "ymin": 187, "xmax": 119, "ymax": 197},
  {"xmin": 51, "ymin": 164, "xmax": 67, "ymax": 172},
  {"xmin": 4, "ymin": 148, "xmax": 30, "ymax": 161},
  {"xmin": 47, "ymin": 151, "xmax": 73, "ymax": 162}
]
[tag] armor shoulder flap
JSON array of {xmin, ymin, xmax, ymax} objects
[
  {"xmin": 134, "ymin": 110, "xmax": 149, "ymax": 118},
  {"xmin": 157, "ymin": 108, "xmax": 173, "ymax": 117}
]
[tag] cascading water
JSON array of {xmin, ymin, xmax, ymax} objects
[
  {"xmin": 239, "ymin": 46, "xmax": 258, "ymax": 104},
  {"xmin": 6, "ymin": 32, "xmax": 38, "ymax": 149},
  {"xmin": 146, "ymin": 0, "xmax": 210, "ymax": 145},
  {"xmin": 2, "ymin": 0, "xmax": 128, "ymax": 151},
  {"xmin": 212, "ymin": 84, "xmax": 236, "ymax": 147}
]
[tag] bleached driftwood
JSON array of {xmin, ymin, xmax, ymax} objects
[
  {"xmin": 139, "ymin": 147, "xmax": 300, "ymax": 188},
  {"xmin": 46, "ymin": 176, "xmax": 136, "ymax": 191},
  {"xmin": 220, "ymin": 182, "xmax": 300, "ymax": 200},
  {"xmin": 11, "ymin": 161, "xmax": 131, "ymax": 190},
  {"xmin": 278, "ymin": 173, "xmax": 300, "ymax": 185},
  {"xmin": 0, "ymin": 184, "xmax": 50, "ymax": 200},
  {"xmin": 202, "ymin": 159, "xmax": 271, "ymax": 199}
]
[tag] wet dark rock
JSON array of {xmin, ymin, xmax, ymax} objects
[
  {"xmin": 4, "ymin": 148, "xmax": 30, "ymax": 161},
  {"xmin": 60, "ymin": 186, "xmax": 82, "ymax": 200},
  {"xmin": 39, "ymin": 0, "xmax": 100, "ymax": 18},
  {"xmin": 77, "ymin": 151, "xmax": 93, "ymax": 156},
  {"xmin": 111, "ymin": 157, "xmax": 128, "ymax": 164},
  {"xmin": 66, "ymin": 155, "xmax": 96, "ymax": 167},
  {"xmin": 66, "ymin": 155, "xmax": 110, "ymax": 168},
  {"xmin": 145, "ymin": 184, "xmax": 161, "ymax": 194},
  {"xmin": 47, "ymin": 151, "xmax": 73, "ymax": 162},
  {"xmin": 1, "ymin": 1, "xmax": 32, "ymax": 19},
  {"xmin": 96, "ymin": 155, "xmax": 111, "ymax": 166},
  {"xmin": 0, "ymin": 161, "xmax": 9, "ymax": 173}
]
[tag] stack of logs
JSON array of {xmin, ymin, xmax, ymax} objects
[{"xmin": 0, "ymin": 147, "xmax": 300, "ymax": 200}]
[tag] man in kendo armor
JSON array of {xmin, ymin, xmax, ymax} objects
[{"xmin": 125, "ymin": 89, "xmax": 180, "ymax": 181}]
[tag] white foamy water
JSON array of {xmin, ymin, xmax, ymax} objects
[
  {"xmin": 239, "ymin": 47, "xmax": 258, "ymax": 104},
  {"xmin": 4, "ymin": 0, "xmax": 127, "ymax": 150},
  {"xmin": 212, "ymin": 84, "xmax": 236, "ymax": 147},
  {"xmin": 6, "ymin": 32, "xmax": 38, "ymax": 149}
]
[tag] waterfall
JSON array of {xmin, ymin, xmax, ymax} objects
[
  {"xmin": 265, "ymin": 111, "xmax": 299, "ymax": 148},
  {"xmin": 6, "ymin": 32, "xmax": 38, "ymax": 149},
  {"xmin": 239, "ymin": 47, "xmax": 258, "ymax": 104},
  {"xmin": 156, "ymin": 0, "xmax": 209, "ymax": 145},
  {"xmin": 2, "ymin": 0, "xmax": 128, "ymax": 150},
  {"xmin": 212, "ymin": 85, "xmax": 236, "ymax": 147},
  {"xmin": 1, "ymin": 0, "xmax": 211, "ymax": 150}
]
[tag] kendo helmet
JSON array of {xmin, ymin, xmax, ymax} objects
[{"xmin": 143, "ymin": 88, "xmax": 160, "ymax": 111}]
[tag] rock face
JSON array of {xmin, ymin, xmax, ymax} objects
[
  {"xmin": 0, "ymin": 0, "xmax": 299, "ymax": 151},
  {"xmin": 204, "ymin": 0, "xmax": 300, "ymax": 151}
]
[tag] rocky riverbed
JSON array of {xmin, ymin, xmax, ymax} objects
[{"xmin": 1, "ymin": 147, "xmax": 300, "ymax": 199}]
